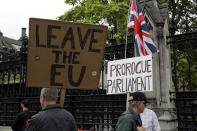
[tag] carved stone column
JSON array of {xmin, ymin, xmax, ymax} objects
[{"xmin": 138, "ymin": 0, "xmax": 178, "ymax": 131}]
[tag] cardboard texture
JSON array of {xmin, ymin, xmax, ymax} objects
[{"xmin": 27, "ymin": 18, "xmax": 107, "ymax": 90}]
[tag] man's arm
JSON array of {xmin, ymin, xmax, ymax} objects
[{"xmin": 70, "ymin": 117, "xmax": 78, "ymax": 131}]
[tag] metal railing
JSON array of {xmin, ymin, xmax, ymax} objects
[
  {"xmin": 0, "ymin": 37, "xmax": 134, "ymax": 130},
  {"xmin": 168, "ymin": 32, "xmax": 197, "ymax": 131}
]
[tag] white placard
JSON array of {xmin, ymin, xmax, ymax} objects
[{"xmin": 107, "ymin": 55, "xmax": 153, "ymax": 94}]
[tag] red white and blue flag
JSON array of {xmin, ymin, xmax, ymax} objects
[{"xmin": 128, "ymin": 0, "xmax": 159, "ymax": 56}]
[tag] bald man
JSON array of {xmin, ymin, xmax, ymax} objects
[{"xmin": 26, "ymin": 88, "xmax": 77, "ymax": 131}]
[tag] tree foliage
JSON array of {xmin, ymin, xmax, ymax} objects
[
  {"xmin": 167, "ymin": 0, "xmax": 197, "ymax": 90},
  {"xmin": 171, "ymin": 46, "xmax": 197, "ymax": 90},
  {"xmin": 59, "ymin": 0, "xmax": 197, "ymax": 34},
  {"xmin": 58, "ymin": 0, "xmax": 130, "ymax": 40},
  {"xmin": 168, "ymin": 0, "xmax": 197, "ymax": 33}
]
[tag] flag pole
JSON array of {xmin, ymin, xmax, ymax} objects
[
  {"xmin": 124, "ymin": 0, "xmax": 132, "ymax": 59},
  {"xmin": 125, "ymin": 0, "xmax": 132, "ymax": 110},
  {"xmin": 124, "ymin": 28, "xmax": 128, "ymax": 59}
]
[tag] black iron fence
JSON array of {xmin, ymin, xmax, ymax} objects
[
  {"xmin": 0, "ymin": 37, "xmax": 134, "ymax": 130},
  {"xmin": 168, "ymin": 32, "xmax": 197, "ymax": 131},
  {"xmin": 1, "ymin": 30, "xmax": 197, "ymax": 130}
]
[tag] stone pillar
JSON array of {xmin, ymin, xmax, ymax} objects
[{"xmin": 138, "ymin": 0, "xmax": 177, "ymax": 131}]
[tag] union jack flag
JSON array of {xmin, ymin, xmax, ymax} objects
[{"xmin": 128, "ymin": 0, "xmax": 159, "ymax": 56}]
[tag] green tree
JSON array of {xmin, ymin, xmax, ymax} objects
[
  {"xmin": 58, "ymin": 0, "xmax": 130, "ymax": 41},
  {"xmin": 59, "ymin": 0, "xmax": 197, "ymax": 34},
  {"xmin": 171, "ymin": 43, "xmax": 197, "ymax": 90},
  {"xmin": 168, "ymin": 0, "xmax": 197, "ymax": 34},
  {"xmin": 167, "ymin": 0, "xmax": 197, "ymax": 90}
]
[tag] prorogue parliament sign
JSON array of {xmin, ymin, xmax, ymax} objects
[
  {"xmin": 27, "ymin": 18, "xmax": 107, "ymax": 90},
  {"xmin": 107, "ymin": 55, "xmax": 153, "ymax": 94}
]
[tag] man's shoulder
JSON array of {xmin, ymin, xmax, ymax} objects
[
  {"xmin": 120, "ymin": 110, "xmax": 136, "ymax": 120},
  {"xmin": 61, "ymin": 109, "xmax": 73, "ymax": 116},
  {"xmin": 141, "ymin": 108, "xmax": 157, "ymax": 118},
  {"xmin": 31, "ymin": 111, "xmax": 41, "ymax": 120},
  {"xmin": 59, "ymin": 108, "xmax": 76, "ymax": 122},
  {"xmin": 39, "ymin": 105, "xmax": 74, "ymax": 119},
  {"xmin": 16, "ymin": 111, "xmax": 25, "ymax": 116},
  {"xmin": 145, "ymin": 108, "xmax": 156, "ymax": 114},
  {"xmin": 15, "ymin": 111, "xmax": 29, "ymax": 118}
]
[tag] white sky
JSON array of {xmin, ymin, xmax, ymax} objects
[{"xmin": 0, "ymin": 0, "xmax": 71, "ymax": 39}]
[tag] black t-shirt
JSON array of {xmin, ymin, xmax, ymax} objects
[{"xmin": 12, "ymin": 110, "xmax": 31, "ymax": 131}]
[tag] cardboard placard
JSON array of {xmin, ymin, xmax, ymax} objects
[
  {"xmin": 107, "ymin": 55, "xmax": 153, "ymax": 94},
  {"xmin": 27, "ymin": 18, "xmax": 107, "ymax": 90}
]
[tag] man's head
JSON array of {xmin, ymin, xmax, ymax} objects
[
  {"xmin": 40, "ymin": 88, "xmax": 58, "ymax": 109},
  {"xmin": 128, "ymin": 92, "xmax": 147, "ymax": 114},
  {"xmin": 21, "ymin": 99, "xmax": 30, "ymax": 111}
]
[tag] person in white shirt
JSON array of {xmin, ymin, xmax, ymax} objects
[{"xmin": 140, "ymin": 108, "xmax": 160, "ymax": 131}]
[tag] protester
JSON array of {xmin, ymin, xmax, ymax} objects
[
  {"xmin": 140, "ymin": 107, "xmax": 160, "ymax": 131},
  {"xmin": 26, "ymin": 88, "xmax": 77, "ymax": 131},
  {"xmin": 12, "ymin": 99, "xmax": 31, "ymax": 131},
  {"xmin": 116, "ymin": 92, "xmax": 146, "ymax": 131}
]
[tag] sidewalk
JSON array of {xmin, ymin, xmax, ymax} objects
[{"xmin": 0, "ymin": 126, "xmax": 11, "ymax": 131}]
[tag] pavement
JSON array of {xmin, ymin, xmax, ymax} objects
[{"xmin": 0, "ymin": 126, "xmax": 12, "ymax": 131}]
